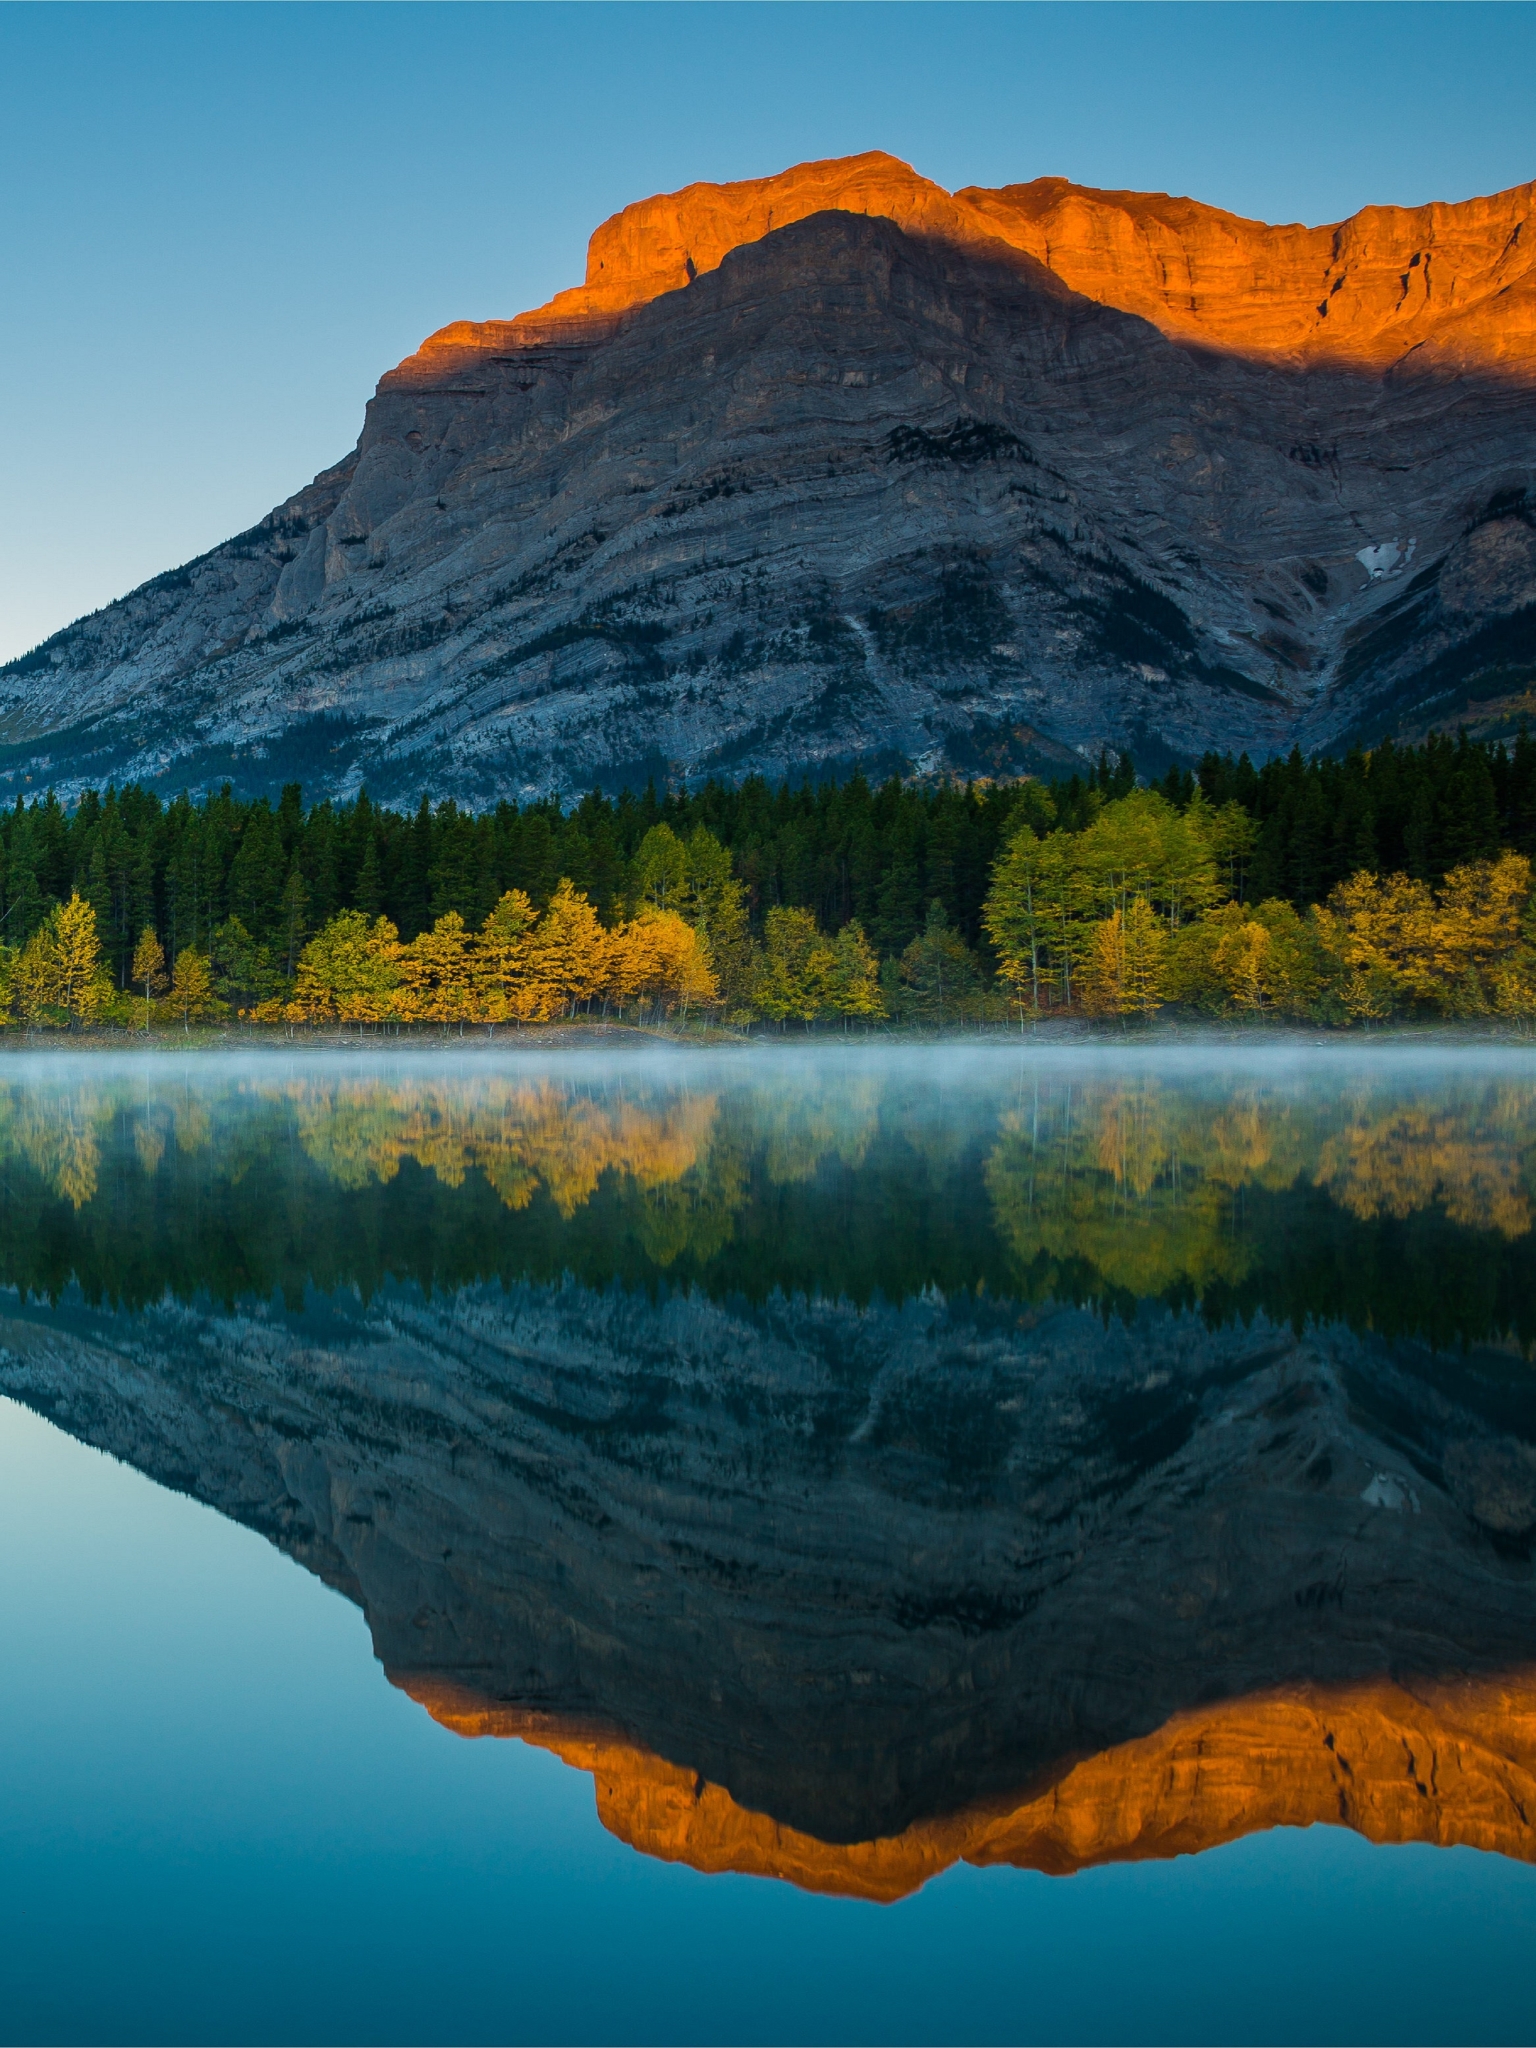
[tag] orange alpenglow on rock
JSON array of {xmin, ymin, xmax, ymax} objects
[
  {"xmin": 395, "ymin": 1670, "xmax": 1536, "ymax": 1904},
  {"xmin": 388, "ymin": 149, "xmax": 1536, "ymax": 389}
]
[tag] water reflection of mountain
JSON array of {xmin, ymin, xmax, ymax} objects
[{"xmin": 4, "ymin": 1264, "xmax": 1534, "ymax": 1896}]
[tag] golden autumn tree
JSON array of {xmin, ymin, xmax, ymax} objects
[
  {"xmin": 1212, "ymin": 912, "xmax": 1273, "ymax": 1015},
  {"xmin": 397, "ymin": 912, "xmax": 479, "ymax": 1027},
  {"xmin": 477, "ymin": 890, "xmax": 546, "ymax": 1023},
  {"xmin": 169, "ymin": 949, "xmax": 222, "ymax": 1031},
  {"xmin": 825, "ymin": 920, "xmax": 883, "ymax": 1023},
  {"xmin": 1429, "ymin": 852, "xmax": 1532, "ymax": 1011},
  {"xmin": 131, "ymin": 926, "xmax": 168, "ymax": 1031},
  {"xmin": 15, "ymin": 894, "xmax": 110, "ymax": 1029},
  {"xmin": 615, "ymin": 909, "xmax": 719, "ymax": 1021},
  {"xmin": 1315, "ymin": 854, "xmax": 1534, "ymax": 1018},
  {"xmin": 1081, "ymin": 896, "xmax": 1168, "ymax": 1018},
  {"xmin": 525, "ymin": 879, "xmax": 607, "ymax": 1017}
]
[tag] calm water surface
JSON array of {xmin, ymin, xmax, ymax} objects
[{"xmin": 1, "ymin": 1041, "xmax": 1534, "ymax": 2045}]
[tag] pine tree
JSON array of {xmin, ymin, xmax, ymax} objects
[{"xmin": 898, "ymin": 902, "xmax": 980, "ymax": 1027}]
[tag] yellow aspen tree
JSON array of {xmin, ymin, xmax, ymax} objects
[
  {"xmin": 600, "ymin": 917, "xmax": 649, "ymax": 1016},
  {"xmin": 131, "ymin": 927, "xmax": 167, "ymax": 1031},
  {"xmin": 1430, "ymin": 853, "xmax": 1532, "ymax": 1010},
  {"xmin": 1323, "ymin": 871, "xmax": 1436, "ymax": 1009},
  {"xmin": 1212, "ymin": 915, "xmax": 1272, "ymax": 1015},
  {"xmin": 53, "ymin": 894, "xmax": 109, "ymax": 1028},
  {"xmin": 476, "ymin": 890, "xmax": 546, "ymax": 1022},
  {"xmin": 1121, "ymin": 894, "xmax": 1171, "ymax": 1016},
  {"xmin": 13, "ymin": 928, "xmax": 60, "ymax": 1025},
  {"xmin": 397, "ymin": 912, "xmax": 478, "ymax": 1026},
  {"xmin": 1080, "ymin": 909, "xmax": 1127, "ymax": 1016},
  {"xmin": 622, "ymin": 909, "xmax": 718, "ymax": 1021},
  {"xmin": 169, "ymin": 950, "xmax": 221, "ymax": 1032},
  {"xmin": 526, "ymin": 879, "xmax": 607, "ymax": 1016}
]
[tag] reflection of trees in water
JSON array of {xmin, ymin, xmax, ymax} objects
[
  {"xmin": 0, "ymin": 1091, "xmax": 106, "ymax": 1210},
  {"xmin": 0, "ymin": 1080, "xmax": 214, "ymax": 1211},
  {"xmin": 1314, "ymin": 1089, "xmax": 1535, "ymax": 1238},
  {"xmin": 282, "ymin": 1078, "xmax": 717, "ymax": 1216},
  {"xmin": 279, "ymin": 1077, "xmax": 754, "ymax": 1269},
  {"xmin": 0, "ymin": 1073, "xmax": 887, "ymax": 1272},
  {"xmin": 744, "ymin": 1076, "xmax": 882, "ymax": 1186},
  {"xmin": 1, "ymin": 1069, "xmax": 1535, "ymax": 1328},
  {"xmin": 986, "ymin": 1077, "xmax": 1536, "ymax": 1305}
]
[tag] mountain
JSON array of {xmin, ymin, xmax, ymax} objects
[
  {"xmin": 5, "ymin": 151, "xmax": 1536, "ymax": 803},
  {"xmin": 3, "ymin": 1274, "xmax": 1534, "ymax": 1897}
]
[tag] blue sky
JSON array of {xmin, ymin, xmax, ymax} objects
[{"xmin": 3, "ymin": 0, "xmax": 1533, "ymax": 664}]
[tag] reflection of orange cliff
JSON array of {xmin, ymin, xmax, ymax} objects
[
  {"xmin": 396, "ymin": 1671, "xmax": 1536, "ymax": 1904},
  {"xmin": 387, "ymin": 149, "xmax": 1536, "ymax": 389}
]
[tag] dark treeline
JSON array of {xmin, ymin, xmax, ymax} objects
[
  {"xmin": 5, "ymin": 726, "xmax": 1536, "ymax": 987},
  {"xmin": 1184, "ymin": 729, "xmax": 1536, "ymax": 904}
]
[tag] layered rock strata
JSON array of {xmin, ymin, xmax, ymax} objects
[
  {"xmin": 4, "ymin": 155, "xmax": 1536, "ymax": 800},
  {"xmin": 2, "ymin": 1274, "xmax": 1533, "ymax": 1885}
]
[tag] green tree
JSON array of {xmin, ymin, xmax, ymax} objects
[
  {"xmin": 899, "ymin": 901, "xmax": 980, "ymax": 1027},
  {"xmin": 292, "ymin": 911, "xmax": 402, "ymax": 1024},
  {"xmin": 984, "ymin": 826, "xmax": 1072, "ymax": 1015},
  {"xmin": 211, "ymin": 916, "xmax": 278, "ymax": 1013},
  {"xmin": 824, "ymin": 920, "xmax": 884, "ymax": 1025},
  {"xmin": 632, "ymin": 824, "xmax": 690, "ymax": 914},
  {"xmin": 755, "ymin": 907, "xmax": 827, "ymax": 1025}
]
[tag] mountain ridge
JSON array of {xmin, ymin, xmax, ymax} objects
[{"xmin": 6, "ymin": 152, "xmax": 1536, "ymax": 802}]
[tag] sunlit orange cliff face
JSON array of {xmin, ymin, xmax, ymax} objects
[
  {"xmin": 390, "ymin": 149, "xmax": 1536, "ymax": 388},
  {"xmin": 398, "ymin": 1671, "xmax": 1536, "ymax": 1904}
]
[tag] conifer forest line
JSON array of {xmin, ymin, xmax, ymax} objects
[{"xmin": 6, "ymin": 730, "xmax": 1536, "ymax": 1030}]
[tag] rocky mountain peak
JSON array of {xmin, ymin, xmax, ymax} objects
[
  {"xmin": 394, "ymin": 150, "xmax": 1536, "ymax": 391},
  {"xmin": 4, "ymin": 152, "xmax": 1535, "ymax": 802}
]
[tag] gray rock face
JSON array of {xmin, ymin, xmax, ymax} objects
[
  {"xmin": 3, "ymin": 1276, "xmax": 1531, "ymax": 1844},
  {"xmin": 4, "ymin": 176, "xmax": 1536, "ymax": 801}
]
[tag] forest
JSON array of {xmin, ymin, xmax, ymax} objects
[{"xmin": 2, "ymin": 726, "xmax": 1536, "ymax": 1029}]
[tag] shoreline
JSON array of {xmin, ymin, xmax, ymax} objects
[{"xmin": 0, "ymin": 1016, "xmax": 1531, "ymax": 1059}]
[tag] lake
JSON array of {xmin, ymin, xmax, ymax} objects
[{"xmin": 1, "ymin": 1040, "xmax": 1534, "ymax": 2045}]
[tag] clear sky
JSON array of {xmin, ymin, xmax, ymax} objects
[{"xmin": 3, "ymin": 0, "xmax": 1533, "ymax": 664}]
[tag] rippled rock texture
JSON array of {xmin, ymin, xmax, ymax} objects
[
  {"xmin": 5, "ymin": 154, "xmax": 1536, "ymax": 800},
  {"xmin": 3, "ymin": 1272, "xmax": 1533, "ymax": 1888}
]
